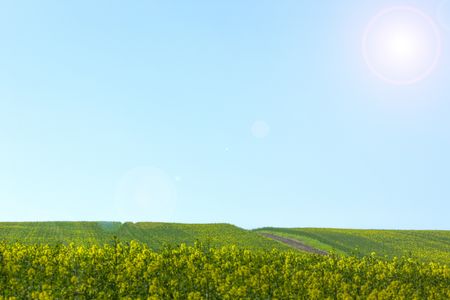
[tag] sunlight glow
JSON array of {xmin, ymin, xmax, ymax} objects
[{"xmin": 362, "ymin": 7, "xmax": 441, "ymax": 85}]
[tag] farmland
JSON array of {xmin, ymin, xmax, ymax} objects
[
  {"xmin": 0, "ymin": 241, "xmax": 449, "ymax": 299},
  {"xmin": 255, "ymin": 227, "xmax": 450, "ymax": 265},
  {"xmin": 0, "ymin": 222, "xmax": 287, "ymax": 250},
  {"xmin": 0, "ymin": 222, "xmax": 449, "ymax": 298},
  {"xmin": 1, "ymin": 222, "xmax": 450, "ymax": 264}
]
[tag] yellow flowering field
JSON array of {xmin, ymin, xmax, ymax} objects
[{"xmin": 0, "ymin": 241, "xmax": 449, "ymax": 299}]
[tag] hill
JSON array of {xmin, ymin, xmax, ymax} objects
[
  {"xmin": 1, "ymin": 222, "xmax": 449, "ymax": 265},
  {"xmin": 254, "ymin": 227, "xmax": 450, "ymax": 265},
  {"xmin": 0, "ymin": 221, "xmax": 287, "ymax": 250}
]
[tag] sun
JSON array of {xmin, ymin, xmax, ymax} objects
[{"xmin": 362, "ymin": 6, "xmax": 441, "ymax": 85}]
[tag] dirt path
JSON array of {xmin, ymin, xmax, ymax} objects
[{"xmin": 261, "ymin": 233, "xmax": 328, "ymax": 255}]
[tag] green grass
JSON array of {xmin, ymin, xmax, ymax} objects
[
  {"xmin": 255, "ymin": 227, "xmax": 450, "ymax": 265},
  {"xmin": 0, "ymin": 222, "xmax": 288, "ymax": 250}
]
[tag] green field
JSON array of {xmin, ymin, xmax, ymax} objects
[
  {"xmin": 1, "ymin": 222, "xmax": 449, "ymax": 265},
  {"xmin": 255, "ymin": 227, "xmax": 450, "ymax": 265},
  {"xmin": 0, "ymin": 222, "xmax": 287, "ymax": 250}
]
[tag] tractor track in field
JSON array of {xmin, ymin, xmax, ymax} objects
[{"xmin": 260, "ymin": 233, "xmax": 328, "ymax": 255}]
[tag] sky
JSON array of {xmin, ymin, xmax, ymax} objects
[{"xmin": 1, "ymin": 0, "xmax": 450, "ymax": 229}]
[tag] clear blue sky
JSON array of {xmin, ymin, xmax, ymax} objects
[{"xmin": 1, "ymin": 0, "xmax": 449, "ymax": 229}]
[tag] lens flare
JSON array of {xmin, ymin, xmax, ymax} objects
[
  {"xmin": 251, "ymin": 120, "xmax": 270, "ymax": 139},
  {"xmin": 362, "ymin": 7, "xmax": 441, "ymax": 85},
  {"xmin": 114, "ymin": 167, "xmax": 177, "ymax": 222}
]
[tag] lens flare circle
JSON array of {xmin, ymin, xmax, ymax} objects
[
  {"xmin": 251, "ymin": 120, "xmax": 270, "ymax": 139},
  {"xmin": 362, "ymin": 6, "xmax": 441, "ymax": 85},
  {"xmin": 114, "ymin": 166, "xmax": 177, "ymax": 222}
]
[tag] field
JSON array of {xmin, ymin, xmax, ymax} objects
[
  {"xmin": 0, "ymin": 222, "xmax": 449, "ymax": 298},
  {"xmin": 0, "ymin": 222, "xmax": 287, "ymax": 250},
  {"xmin": 1, "ymin": 222, "xmax": 449, "ymax": 263},
  {"xmin": 1, "ymin": 241, "xmax": 449, "ymax": 299},
  {"xmin": 255, "ymin": 227, "xmax": 450, "ymax": 265}
]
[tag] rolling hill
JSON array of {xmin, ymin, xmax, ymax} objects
[
  {"xmin": 254, "ymin": 227, "xmax": 450, "ymax": 265},
  {"xmin": 1, "ymin": 222, "xmax": 449, "ymax": 265},
  {"xmin": 0, "ymin": 221, "xmax": 287, "ymax": 250}
]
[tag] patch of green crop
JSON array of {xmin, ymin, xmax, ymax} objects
[
  {"xmin": 0, "ymin": 222, "xmax": 287, "ymax": 251},
  {"xmin": 255, "ymin": 227, "xmax": 450, "ymax": 265}
]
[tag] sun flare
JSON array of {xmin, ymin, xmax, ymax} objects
[{"xmin": 362, "ymin": 6, "xmax": 441, "ymax": 85}]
